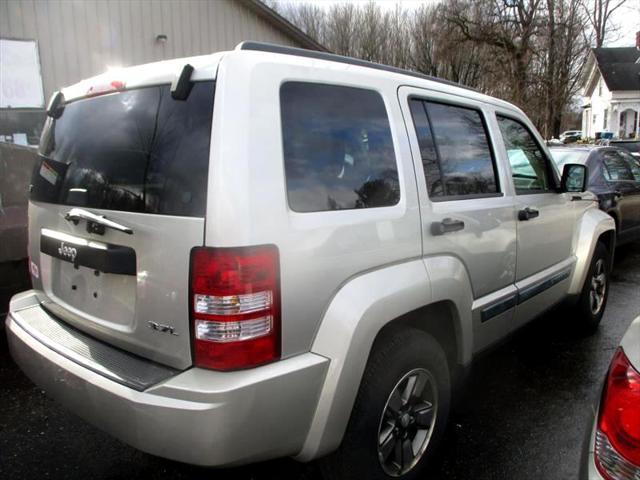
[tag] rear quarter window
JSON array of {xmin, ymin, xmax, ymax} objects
[
  {"xmin": 31, "ymin": 81, "xmax": 215, "ymax": 217},
  {"xmin": 280, "ymin": 82, "xmax": 400, "ymax": 213}
]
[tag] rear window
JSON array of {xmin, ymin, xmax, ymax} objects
[
  {"xmin": 603, "ymin": 151, "xmax": 635, "ymax": 181},
  {"xmin": 280, "ymin": 82, "xmax": 400, "ymax": 212},
  {"xmin": 550, "ymin": 149, "xmax": 589, "ymax": 167},
  {"xmin": 31, "ymin": 81, "xmax": 214, "ymax": 217},
  {"xmin": 611, "ymin": 142, "xmax": 640, "ymax": 154}
]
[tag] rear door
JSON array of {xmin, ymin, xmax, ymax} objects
[
  {"xmin": 494, "ymin": 114, "xmax": 575, "ymax": 328},
  {"xmin": 399, "ymin": 87, "xmax": 518, "ymax": 354},
  {"xmin": 28, "ymin": 81, "xmax": 215, "ymax": 369},
  {"xmin": 603, "ymin": 149, "xmax": 640, "ymax": 240}
]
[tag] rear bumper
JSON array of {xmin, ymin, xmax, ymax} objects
[{"xmin": 6, "ymin": 294, "xmax": 329, "ymax": 467}]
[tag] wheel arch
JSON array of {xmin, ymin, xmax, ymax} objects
[
  {"xmin": 295, "ymin": 256, "xmax": 473, "ymax": 461},
  {"xmin": 568, "ymin": 208, "xmax": 616, "ymax": 295},
  {"xmin": 374, "ymin": 301, "xmax": 461, "ymax": 384}
]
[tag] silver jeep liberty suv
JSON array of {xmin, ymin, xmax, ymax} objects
[{"xmin": 6, "ymin": 42, "xmax": 615, "ymax": 479}]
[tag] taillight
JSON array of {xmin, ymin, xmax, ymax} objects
[
  {"xmin": 189, "ymin": 246, "xmax": 280, "ymax": 371},
  {"xmin": 595, "ymin": 348, "xmax": 640, "ymax": 479}
]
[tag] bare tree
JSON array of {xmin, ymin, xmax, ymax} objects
[
  {"xmin": 580, "ymin": 0, "xmax": 626, "ymax": 47},
  {"xmin": 446, "ymin": 0, "xmax": 544, "ymax": 106},
  {"xmin": 357, "ymin": 1, "xmax": 386, "ymax": 62},
  {"xmin": 541, "ymin": 0, "xmax": 590, "ymax": 136},
  {"xmin": 270, "ymin": 0, "xmax": 593, "ymax": 134},
  {"xmin": 326, "ymin": 3, "xmax": 357, "ymax": 56}
]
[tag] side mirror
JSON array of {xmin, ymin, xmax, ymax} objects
[{"xmin": 561, "ymin": 163, "xmax": 588, "ymax": 193}]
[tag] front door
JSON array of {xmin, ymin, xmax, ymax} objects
[{"xmin": 495, "ymin": 114, "xmax": 576, "ymax": 328}]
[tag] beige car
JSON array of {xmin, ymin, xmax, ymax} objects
[{"xmin": 7, "ymin": 42, "xmax": 616, "ymax": 479}]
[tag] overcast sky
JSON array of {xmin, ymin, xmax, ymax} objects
[{"xmin": 304, "ymin": 0, "xmax": 640, "ymax": 47}]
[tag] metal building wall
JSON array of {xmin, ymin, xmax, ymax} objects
[{"xmin": 0, "ymin": 0, "xmax": 300, "ymax": 100}]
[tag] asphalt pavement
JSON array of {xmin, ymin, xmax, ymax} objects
[{"xmin": 1, "ymin": 243, "xmax": 639, "ymax": 479}]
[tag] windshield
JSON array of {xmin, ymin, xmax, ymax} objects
[
  {"xmin": 550, "ymin": 149, "xmax": 589, "ymax": 167},
  {"xmin": 31, "ymin": 82, "xmax": 214, "ymax": 217}
]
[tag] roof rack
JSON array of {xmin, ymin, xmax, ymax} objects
[{"xmin": 236, "ymin": 41, "xmax": 476, "ymax": 92}]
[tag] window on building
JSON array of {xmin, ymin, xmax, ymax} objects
[
  {"xmin": 280, "ymin": 82, "xmax": 400, "ymax": 212},
  {"xmin": 604, "ymin": 109, "xmax": 608, "ymax": 130},
  {"xmin": 497, "ymin": 115, "xmax": 553, "ymax": 193},
  {"xmin": 409, "ymin": 99, "xmax": 499, "ymax": 199}
]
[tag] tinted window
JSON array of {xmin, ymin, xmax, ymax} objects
[
  {"xmin": 408, "ymin": 100, "xmax": 443, "ymax": 197},
  {"xmin": 281, "ymin": 82, "xmax": 399, "ymax": 212},
  {"xmin": 611, "ymin": 141, "xmax": 640, "ymax": 155},
  {"xmin": 550, "ymin": 149, "xmax": 589, "ymax": 167},
  {"xmin": 32, "ymin": 82, "xmax": 214, "ymax": 216},
  {"xmin": 410, "ymin": 100, "xmax": 498, "ymax": 198},
  {"xmin": 497, "ymin": 116, "xmax": 552, "ymax": 193},
  {"xmin": 603, "ymin": 151, "xmax": 635, "ymax": 181},
  {"xmin": 618, "ymin": 151, "xmax": 640, "ymax": 182}
]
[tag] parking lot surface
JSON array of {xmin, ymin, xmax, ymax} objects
[{"xmin": 1, "ymin": 243, "xmax": 639, "ymax": 479}]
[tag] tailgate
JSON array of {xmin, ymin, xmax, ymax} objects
[{"xmin": 27, "ymin": 80, "xmax": 215, "ymax": 370}]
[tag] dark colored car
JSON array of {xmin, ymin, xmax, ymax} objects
[
  {"xmin": 551, "ymin": 146, "xmax": 640, "ymax": 245},
  {"xmin": 611, "ymin": 140, "xmax": 640, "ymax": 159}
]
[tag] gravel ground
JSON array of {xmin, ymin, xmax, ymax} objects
[{"xmin": 1, "ymin": 243, "xmax": 639, "ymax": 479}]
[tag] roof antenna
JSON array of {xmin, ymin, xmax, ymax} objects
[{"xmin": 171, "ymin": 64, "xmax": 194, "ymax": 100}]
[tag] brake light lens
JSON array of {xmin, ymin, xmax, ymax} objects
[
  {"xmin": 595, "ymin": 348, "xmax": 640, "ymax": 479},
  {"xmin": 189, "ymin": 246, "xmax": 280, "ymax": 371},
  {"xmin": 86, "ymin": 80, "xmax": 125, "ymax": 97}
]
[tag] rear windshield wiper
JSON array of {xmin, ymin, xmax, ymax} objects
[{"xmin": 65, "ymin": 208, "xmax": 133, "ymax": 235}]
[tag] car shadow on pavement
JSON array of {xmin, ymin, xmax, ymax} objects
[{"xmin": 432, "ymin": 242, "xmax": 640, "ymax": 480}]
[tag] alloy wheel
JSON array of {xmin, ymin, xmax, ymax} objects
[
  {"xmin": 377, "ymin": 368, "xmax": 438, "ymax": 477},
  {"xmin": 590, "ymin": 258, "xmax": 607, "ymax": 316}
]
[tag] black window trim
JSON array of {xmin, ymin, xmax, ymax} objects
[
  {"xmin": 408, "ymin": 95, "xmax": 504, "ymax": 202},
  {"xmin": 496, "ymin": 112, "xmax": 560, "ymax": 195},
  {"xmin": 280, "ymin": 80, "xmax": 402, "ymax": 214}
]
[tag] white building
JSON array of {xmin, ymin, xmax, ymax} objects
[{"xmin": 581, "ymin": 43, "xmax": 640, "ymax": 139}]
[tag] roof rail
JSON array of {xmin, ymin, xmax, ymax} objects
[{"xmin": 236, "ymin": 41, "xmax": 476, "ymax": 92}]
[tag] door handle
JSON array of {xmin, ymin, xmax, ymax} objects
[
  {"xmin": 431, "ymin": 218, "xmax": 465, "ymax": 236},
  {"xmin": 518, "ymin": 207, "xmax": 539, "ymax": 221}
]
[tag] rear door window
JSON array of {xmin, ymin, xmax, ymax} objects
[
  {"xmin": 280, "ymin": 82, "xmax": 399, "ymax": 212},
  {"xmin": 603, "ymin": 151, "xmax": 635, "ymax": 182},
  {"xmin": 31, "ymin": 81, "xmax": 215, "ymax": 217},
  {"xmin": 409, "ymin": 99, "xmax": 499, "ymax": 199},
  {"xmin": 617, "ymin": 151, "xmax": 640, "ymax": 182}
]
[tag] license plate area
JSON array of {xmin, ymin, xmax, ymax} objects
[{"xmin": 40, "ymin": 229, "xmax": 136, "ymax": 329}]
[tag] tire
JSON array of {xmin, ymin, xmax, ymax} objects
[
  {"xmin": 575, "ymin": 241, "xmax": 610, "ymax": 333},
  {"xmin": 321, "ymin": 328, "xmax": 451, "ymax": 480}
]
